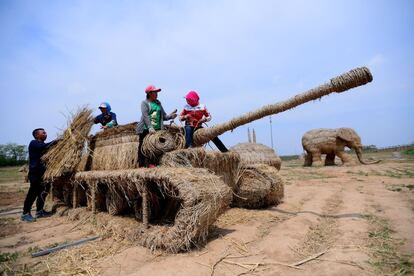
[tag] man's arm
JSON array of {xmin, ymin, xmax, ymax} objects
[
  {"xmin": 45, "ymin": 139, "xmax": 60, "ymax": 149},
  {"xmin": 202, "ymin": 106, "xmax": 212, "ymax": 122},
  {"xmin": 105, "ymin": 112, "xmax": 118, "ymax": 128},
  {"xmin": 93, "ymin": 115, "xmax": 101, "ymax": 124}
]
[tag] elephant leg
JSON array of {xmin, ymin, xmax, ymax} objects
[
  {"xmin": 304, "ymin": 152, "xmax": 313, "ymax": 166},
  {"xmin": 311, "ymin": 151, "xmax": 323, "ymax": 167},
  {"xmin": 325, "ymin": 153, "xmax": 336, "ymax": 166},
  {"xmin": 336, "ymin": 151, "xmax": 354, "ymax": 166}
]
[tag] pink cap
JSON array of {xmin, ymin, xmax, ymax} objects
[
  {"xmin": 145, "ymin": 85, "xmax": 161, "ymax": 93},
  {"xmin": 185, "ymin": 91, "xmax": 199, "ymax": 107}
]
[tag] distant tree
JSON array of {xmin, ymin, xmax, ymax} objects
[
  {"xmin": 362, "ymin": 144, "xmax": 378, "ymax": 151},
  {"xmin": 0, "ymin": 143, "xmax": 28, "ymax": 166}
]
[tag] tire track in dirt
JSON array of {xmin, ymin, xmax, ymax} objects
[
  {"xmin": 293, "ymin": 188, "xmax": 344, "ymax": 257},
  {"xmin": 254, "ymin": 179, "xmax": 343, "ymax": 264}
]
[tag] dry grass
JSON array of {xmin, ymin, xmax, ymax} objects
[
  {"xmin": 365, "ymin": 214, "xmax": 414, "ymax": 275},
  {"xmin": 294, "ymin": 193, "xmax": 343, "ymax": 257},
  {"xmin": 161, "ymin": 148, "xmax": 241, "ymax": 191},
  {"xmin": 230, "ymin": 142, "xmax": 282, "ymax": 170},
  {"xmin": 32, "ymin": 237, "xmax": 129, "ymax": 276},
  {"xmin": 233, "ymin": 164, "xmax": 284, "ymax": 209},
  {"xmin": 73, "ymin": 167, "xmax": 232, "ymax": 253},
  {"xmin": 141, "ymin": 126, "xmax": 185, "ymax": 162},
  {"xmin": 193, "ymin": 67, "xmax": 372, "ymax": 145},
  {"xmin": 86, "ymin": 123, "xmax": 139, "ymax": 170},
  {"xmin": 43, "ymin": 107, "xmax": 94, "ymax": 180}
]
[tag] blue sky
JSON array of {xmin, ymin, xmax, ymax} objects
[{"xmin": 0, "ymin": 0, "xmax": 413, "ymax": 155}]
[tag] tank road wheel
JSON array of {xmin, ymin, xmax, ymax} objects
[{"xmin": 233, "ymin": 164, "xmax": 284, "ymax": 208}]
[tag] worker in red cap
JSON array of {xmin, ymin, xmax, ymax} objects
[
  {"xmin": 179, "ymin": 90, "xmax": 228, "ymax": 152},
  {"xmin": 137, "ymin": 85, "xmax": 177, "ymax": 167}
]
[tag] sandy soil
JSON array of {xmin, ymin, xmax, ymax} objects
[{"xmin": 1, "ymin": 153, "xmax": 413, "ymax": 275}]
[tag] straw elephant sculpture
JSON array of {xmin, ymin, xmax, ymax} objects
[
  {"xmin": 302, "ymin": 127, "xmax": 381, "ymax": 166},
  {"xmin": 43, "ymin": 67, "xmax": 373, "ymax": 252}
]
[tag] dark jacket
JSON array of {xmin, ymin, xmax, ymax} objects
[
  {"xmin": 28, "ymin": 139, "xmax": 57, "ymax": 177},
  {"xmin": 94, "ymin": 112, "xmax": 118, "ymax": 127}
]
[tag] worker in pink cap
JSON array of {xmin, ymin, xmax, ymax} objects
[
  {"xmin": 179, "ymin": 90, "xmax": 228, "ymax": 152},
  {"xmin": 137, "ymin": 85, "xmax": 177, "ymax": 167}
]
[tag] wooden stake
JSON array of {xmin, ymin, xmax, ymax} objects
[
  {"xmin": 91, "ymin": 182, "xmax": 96, "ymax": 214},
  {"xmin": 72, "ymin": 183, "xmax": 78, "ymax": 208},
  {"xmin": 142, "ymin": 188, "xmax": 149, "ymax": 229}
]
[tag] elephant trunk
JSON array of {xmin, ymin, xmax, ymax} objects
[{"xmin": 356, "ymin": 148, "xmax": 381, "ymax": 165}]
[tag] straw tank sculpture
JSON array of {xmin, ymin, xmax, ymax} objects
[
  {"xmin": 302, "ymin": 127, "xmax": 381, "ymax": 166},
  {"xmin": 44, "ymin": 67, "xmax": 373, "ymax": 252}
]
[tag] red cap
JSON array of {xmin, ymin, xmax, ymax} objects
[{"xmin": 145, "ymin": 85, "xmax": 161, "ymax": 93}]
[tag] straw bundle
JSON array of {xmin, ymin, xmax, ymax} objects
[
  {"xmin": 230, "ymin": 142, "xmax": 282, "ymax": 170},
  {"xmin": 87, "ymin": 123, "xmax": 139, "ymax": 170},
  {"xmin": 253, "ymin": 164, "xmax": 284, "ymax": 206},
  {"xmin": 74, "ymin": 167, "xmax": 232, "ymax": 252},
  {"xmin": 232, "ymin": 167, "xmax": 271, "ymax": 209},
  {"xmin": 141, "ymin": 126, "xmax": 185, "ymax": 161},
  {"xmin": 43, "ymin": 107, "xmax": 94, "ymax": 180},
  {"xmin": 160, "ymin": 148, "xmax": 241, "ymax": 191},
  {"xmin": 233, "ymin": 164, "xmax": 284, "ymax": 209},
  {"xmin": 193, "ymin": 67, "xmax": 373, "ymax": 145}
]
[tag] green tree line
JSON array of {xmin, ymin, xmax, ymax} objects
[{"xmin": 0, "ymin": 143, "xmax": 28, "ymax": 166}]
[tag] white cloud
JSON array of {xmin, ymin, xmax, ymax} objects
[{"xmin": 368, "ymin": 54, "xmax": 385, "ymax": 67}]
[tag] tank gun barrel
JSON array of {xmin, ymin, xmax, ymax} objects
[{"xmin": 194, "ymin": 67, "xmax": 372, "ymax": 145}]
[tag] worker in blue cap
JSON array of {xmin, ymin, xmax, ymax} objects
[{"xmin": 94, "ymin": 102, "xmax": 118, "ymax": 129}]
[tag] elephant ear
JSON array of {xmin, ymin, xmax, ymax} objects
[{"xmin": 337, "ymin": 128, "xmax": 354, "ymax": 142}]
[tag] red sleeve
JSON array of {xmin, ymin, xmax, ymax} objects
[{"xmin": 203, "ymin": 106, "xmax": 210, "ymax": 118}]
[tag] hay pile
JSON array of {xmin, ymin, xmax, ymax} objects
[
  {"xmin": 43, "ymin": 107, "xmax": 94, "ymax": 180},
  {"xmin": 160, "ymin": 148, "xmax": 241, "ymax": 191},
  {"xmin": 230, "ymin": 142, "xmax": 282, "ymax": 170},
  {"xmin": 161, "ymin": 148, "xmax": 284, "ymax": 208},
  {"xmin": 233, "ymin": 164, "xmax": 284, "ymax": 209},
  {"xmin": 88, "ymin": 123, "xmax": 139, "ymax": 170},
  {"xmin": 74, "ymin": 167, "xmax": 232, "ymax": 252}
]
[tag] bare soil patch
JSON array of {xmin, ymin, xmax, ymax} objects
[{"xmin": 1, "ymin": 153, "xmax": 413, "ymax": 275}]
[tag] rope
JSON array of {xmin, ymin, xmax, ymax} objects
[
  {"xmin": 141, "ymin": 127, "xmax": 185, "ymax": 160},
  {"xmin": 193, "ymin": 67, "xmax": 373, "ymax": 145},
  {"xmin": 330, "ymin": 67, "xmax": 373, "ymax": 93}
]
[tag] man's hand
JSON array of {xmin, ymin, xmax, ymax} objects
[
  {"xmin": 149, "ymin": 128, "xmax": 156, "ymax": 134},
  {"xmin": 180, "ymin": 114, "xmax": 189, "ymax": 121},
  {"xmin": 168, "ymin": 109, "xmax": 178, "ymax": 119},
  {"xmin": 101, "ymin": 125, "xmax": 107, "ymax": 129},
  {"xmin": 199, "ymin": 116, "xmax": 207, "ymax": 124}
]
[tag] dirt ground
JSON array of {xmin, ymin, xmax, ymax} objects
[{"xmin": 1, "ymin": 151, "xmax": 413, "ymax": 275}]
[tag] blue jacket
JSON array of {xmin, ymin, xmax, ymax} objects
[
  {"xmin": 94, "ymin": 102, "xmax": 118, "ymax": 127},
  {"xmin": 94, "ymin": 112, "xmax": 117, "ymax": 127}
]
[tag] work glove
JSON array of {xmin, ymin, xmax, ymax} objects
[{"xmin": 168, "ymin": 109, "xmax": 178, "ymax": 119}]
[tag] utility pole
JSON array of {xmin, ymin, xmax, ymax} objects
[{"xmin": 269, "ymin": 116, "xmax": 274, "ymax": 150}]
